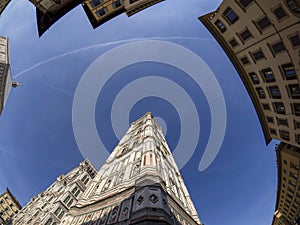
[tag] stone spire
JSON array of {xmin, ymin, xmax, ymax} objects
[
  {"xmin": 63, "ymin": 112, "xmax": 202, "ymax": 225},
  {"xmin": 12, "ymin": 81, "xmax": 21, "ymax": 88}
]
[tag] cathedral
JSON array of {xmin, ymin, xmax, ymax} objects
[{"xmin": 13, "ymin": 113, "xmax": 202, "ymax": 225}]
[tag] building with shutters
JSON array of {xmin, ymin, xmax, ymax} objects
[
  {"xmin": 272, "ymin": 143, "xmax": 300, "ymax": 225},
  {"xmin": 0, "ymin": 188, "xmax": 21, "ymax": 225},
  {"xmin": 0, "ymin": 188, "xmax": 22, "ymax": 225},
  {"xmin": 199, "ymin": 0, "xmax": 300, "ymax": 148},
  {"xmin": 82, "ymin": 0, "xmax": 164, "ymax": 29},
  {"xmin": 28, "ymin": 0, "xmax": 164, "ymax": 36},
  {"xmin": 28, "ymin": 0, "xmax": 84, "ymax": 37}
]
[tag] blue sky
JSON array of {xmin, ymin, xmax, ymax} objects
[{"xmin": 0, "ymin": 0, "xmax": 278, "ymax": 224}]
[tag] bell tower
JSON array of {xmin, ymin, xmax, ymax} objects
[{"xmin": 62, "ymin": 112, "xmax": 202, "ymax": 225}]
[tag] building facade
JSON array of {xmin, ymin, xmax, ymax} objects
[
  {"xmin": 0, "ymin": 0, "xmax": 10, "ymax": 16},
  {"xmin": 28, "ymin": 0, "xmax": 84, "ymax": 36},
  {"xmin": 199, "ymin": 0, "xmax": 300, "ymax": 147},
  {"xmin": 28, "ymin": 0, "xmax": 164, "ymax": 36},
  {"xmin": 0, "ymin": 188, "xmax": 22, "ymax": 225},
  {"xmin": 60, "ymin": 112, "xmax": 201, "ymax": 225},
  {"xmin": 12, "ymin": 160, "xmax": 96, "ymax": 225},
  {"xmin": 272, "ymin": 142, "xmax": 300, "ymax": 225},
  {"xmin": 0, "ymin": 36, "xmax": 20, "ymax": 116},
  {"xmin": 12, "ymin": 113, "xmax": 202, "ymax": 225},
  {"xmin": 0, "ymin": 216, "xmax": 5, "ymax": 225},
  {"xmin": 82, "ymin": 0, "xmax": 164, "ymax": 29}
]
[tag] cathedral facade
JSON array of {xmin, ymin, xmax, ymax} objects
[
  {"xmin": 12, "ymin": 160, "xmax": 96, "ymax": 225},
  {"xmin": 13, "ymin": 113, "xmax": 202, "ymax": 225}
]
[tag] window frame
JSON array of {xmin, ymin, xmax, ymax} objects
[
  {"xmin": 235, "ymin": 0, "xmax": 254, "ymax": 10},
  {"xmin": 251, "ymin": 49, "xmax": 266, "ymax": 62},
  {"xmin": 223, "ymin": 7, "xmax": 239, "ymax": 25},
  {"xmin": 288, "ymin": 84, "xmax": 300, "ymax": 99},
  {"xmin": 63, "ymin": 196, "xmax": 71, "ymax": 204},
  {"xmin": 90, "ymin": 0, "xmax": 102, "ymax": 8},
  {"xmin": 277, "ymin": 118, "xmax": 289, "ymax": 127},
  {"xmin": 45, "ymin": 218, "xmax": 53, "ymax": 225},
  {"xmin": 238, "ymin": 27, "xmax": 253, "ymax": 43},
  {"xmin": 288, "ymin": 32, "xmax": 300, "ymax": 48},
  {"xmin": 273, "ymin": 102, "xmax": 286, "ymax": 114},
  {"xmin": 262, "ymin": 103, "xmax": 270, "ymax": 110},
  {"xmin": 214, "ymin": 19, "xmax": 227, "ymax": 33},
  {"xmin": 240, "ymin": 56, "xmax": 251, "ymax": 65},
  {"xmin": 269, "ymin": 40, "xmax": 287, "ymax": 56},
  {"xmin": 294, "ymin": 120, "xmax": 300, "ymax": 129},
  {"xmin": 261, "ymin": 68, "xmax": 276, "ymax": 83},
  {"xmin": 293, "ymin": 103, "xmax": 300, "ymax": 116},
  {"xmin": 268, "ymin": 86, "xmax": 282, "ymax": 99},
  {"xmin": 267, "ymin": 116, "xmax": 274, "ymax": 123},
  {"xmin": 280, "ymin": 130, "xmax": 290, "ymax": 141},
  {"xmin": 254, "ymin": 16, "xmax": 272, "ymax": 32},
  {"xmin": 54, "ymin": 207, "xmax": 62, "ymax": 216},
  {"xmin": 229, "ymin": 37, "xmax": 239, "ymax": 48},
  {"xmin": 249, "ymin": 72, "xmax": 259, "ymax": 84},
  {"xmin": 297, "ymin": 134, "xmax": 300, "ymax": 144},
  {"xmin": 270, "ymin": 128, "xmax": 277, "ymax": 135},
  {"xmin": 281, "ymin": 63, "xmax": 297, "ymax": 80},
  {"xmin": 96, "ymin": 7, "xmax": 108, "ymax": 17},
  {"xmin": 112, "ymin": 0, "xmax": 121, "ymax": 8},
  {"xmin": 256, "ymin": 87, "xmax": 266, "ymax": 99},
  {"xmin": 271, "ymin": 4, "xmax": 288, "ymax": 22}
]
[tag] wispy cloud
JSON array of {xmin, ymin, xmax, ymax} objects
[
  {"xmin": 13, "ymin": 36, "xmax": 213, "ymax": 79},
  {"xmin": 0, "ymin": 144, "xmax": 23, "ymax": 161},
  {"xmin": 38, "ymin": 80, "xmax": 74, "ymax": 97}
]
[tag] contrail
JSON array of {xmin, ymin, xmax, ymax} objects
[
  {"xmin": 13, "ymin": 36, "xmax": 212, "ymax": 79},
  {"xmin": 0, "ymin": 144, "xmax": 28, "ymax": 161},
  {"xmin": 39, "ymin": 79, "xmax": 74, "ymax": 97}
]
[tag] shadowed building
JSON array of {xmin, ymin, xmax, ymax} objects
[
  {"xmin": 28, "ymin": 0, "xmax": 164, "ymax": 36},
  {"xmin": 28, "ymin": 0, "xmax": 84, "ymax": 37},
  {"xmin": 0, "ymin": 188, "xmax": 22, "ymax": 225},
  {"xmin": 0, "ymin": 0, "xmax": 10, "ymax": 16},
  {"xmin": 272, "ymin": 142, "xmax": 300, "ymax": 225},
  {"xmin": 0, "ymin": 36, "xmax": 20, "ymax": 116},
  {"xmin": 12, "ymin": 160, "xmax": 97, "ymax": 225},
  {"xmin": 82, "ymin": 0, "xmax": 164, "ymax": 29},
  {"xmin": 61, "ymin": 112, "xmax": 201, "ymax": 225},
  {"xmin": 199, "ymin": 0, "xmax": 300, "ymax": 148}
]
